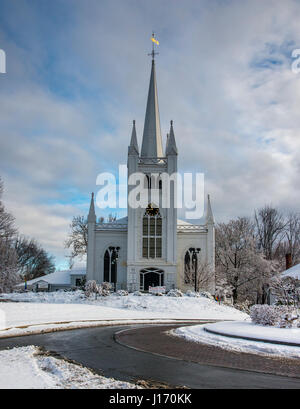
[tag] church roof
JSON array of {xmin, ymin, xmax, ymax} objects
[
  {"xmin": 96, "ymin": 216, "xmax": 207, "ymax": 233},
  {"xmin": 140, "ymin": 59, "xmax": 164, "ymax": 158}
]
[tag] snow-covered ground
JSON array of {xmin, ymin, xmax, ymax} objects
[
  {"xmin": 174, "ymin": 322, "xmax": 300, "ymax": 359},
  {"xmin": 204, "ymin": 321, "xmax": 300, "ymax": 344},
  {"xmin": 0, "ymin": 291, "xmax": 247, "ymax": 338},
  {"xmin": 0, "ymin": 346, "xmax": 139, "ymax": 389}
]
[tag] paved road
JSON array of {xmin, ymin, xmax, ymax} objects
[{"xmin": 0, "ymin": 324, "xmax": 299, "ymax": 389}]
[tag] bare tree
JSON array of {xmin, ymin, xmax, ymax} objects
[
  {"xmin": 270, "ymin": 276, "xmax": 300, "ymax": 306},
  {"xmin": 65, "ymin": 216, "xmax": 88, "ymax": 265},
  {"xmin": 0, "ymin": 177, "xmax": 19, "ymax": 292},
  {"xmin": 14, "ymin": 236, "xmax": 55, "ymax": 280},
  {"xmin": 0, "ymin": 178, "xmax": 17, "ymax": 241},
  {"xmin": 183, "ymin": 259, "xmax": 213, "ymax": 292},
  {"xmin": 255, "ymin": 205, "xmax": 286, "ymax": 260},
  {"xmin": 216, "ymin": 217, "xmax": 273, "ymax": 304},
  {"xmin": 0, "ymin": 239, "xmax": 19, "ymax": 292},
  {"xmin": 275, "ymin": 212, "xmax": 300, "ymax": 268},
  {"xmin": 65, "ymin": 214, "xmax": 118, "ymax": 266}
]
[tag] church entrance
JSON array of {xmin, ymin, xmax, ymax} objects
[{"xmin": 140, "ymin": 268, "xmax": 164, "ymax": 292}]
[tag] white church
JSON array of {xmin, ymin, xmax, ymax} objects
[{"xmin": 86, "ymin": 55, "xmax": 215, "ymax": 294}]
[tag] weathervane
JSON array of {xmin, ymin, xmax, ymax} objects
[{"xmin": 148, "ymin": 32, "xmax": 159, "ymax": 60}]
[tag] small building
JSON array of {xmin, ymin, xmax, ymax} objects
[{"xmin": 17, "ymin": 269, "xmax": 86, "ymax": 292}]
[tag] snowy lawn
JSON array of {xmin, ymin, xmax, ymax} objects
[
  {"xmin": 0, "ymin": 291, "xmax": 247, "ymax": 337},
  {"xmin": 174, "ymin": 322, "xmax": 300, "ymax": 359},
  {"xmin": 204, "ymin": 321, "xmax": 300, "ymax": 345},
  {"xmin": 0, "ymin": 346, "xmax": 140, "ymax": 389}
]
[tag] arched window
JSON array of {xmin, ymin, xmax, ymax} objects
[
  {"xmin": 184, "ymin": 249, "xmax": 196, "ymax": 285},
  {"xmin": 145, "ymin": 174, "xmax": 151, "ymax": 189},
  {"xmin": 103, "ymin": 247, "xmax": 120, "ymax": 290},
  {"xmin": 142, "ymin": 204, "xmax": 162, "ymax": 258}
]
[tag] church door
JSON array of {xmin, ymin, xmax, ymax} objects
[{"xmin": 140, "ymin": 268, "xmax": 164, "ymax": 292}]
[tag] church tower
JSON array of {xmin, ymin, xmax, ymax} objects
[
  {"xmin": 127, "ymin": 56, "xmax": 178, "ymax": 292},
  {"xmin": 86, "ymin": 37, "xmax": 215, "ymax": 294}
]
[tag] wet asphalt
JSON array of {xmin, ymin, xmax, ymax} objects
[{"xmin": 0, "ymin": 324, "xmax": 299, "ymax": 389}]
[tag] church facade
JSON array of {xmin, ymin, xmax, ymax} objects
[{"xmin": 86, "ymin": 58, "xmax": 215, "ymax": 293}]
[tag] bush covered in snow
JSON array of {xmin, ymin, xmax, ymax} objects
[
  {"xmin": 279, "ymin": 311, "xmax": 300, "ymax": 328},
  {"xmin": 198, "ymin": 291, "xmax": 214, "ymax": 300},
  {"xmin": 250, "ymin": 304, "xmax": 300, "ymax": 327},
  {"xmin": 185, "ymin": 290, "xmax": 201, "ymax": 297},
  {"xmin": 85, "ymin": 280, "xmax": 99, "ymax": 298},
  {"xmin": 234, "ymin": 301, "xmax": 251, "ymax": 314},
  {"xmin": 116, "ymin": 290, "xmax": 128, "ymax": 296},
  {"xmin": 85, "ymin": 281, "xmax": 112, "ymax": 298},
  {"xmin": 99, "ymin": 282, "xmax": 112, "ymax": 297},
  {"xmin": 132, "ymin": 291, "xmax": 142, "ymax": 296},
  {"xmin": 167, "ymin": 289, "xmax": 183, "ymax": 297},
  {"xmin": 185, "ymin": 290, "xmax": 214, "ymax": 299}
]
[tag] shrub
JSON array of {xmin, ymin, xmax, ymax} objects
[
  {"xmin": 234, "ymin": 301, "xmax": 251, "ymax": 314},
  {"xmin": 132, "ymin": 291, "xmax": 142, "ymax": 296},
  {"xmin": 198, "ymin": 291, "xmax": 214, "ymax": 300},
  {"xmin": 167, "ymin": 289, "xmax": 183, "ymax": 297},
  {"xmin": 185, "ymin": 290, "xmax": 200, "ymax": 297},
  {"xmin": 85, "ymin": 280, "xmax": 98, "ymax": 298},
  {"xmin": 117, "ymin": 289, "xmax": 128, "ymax": 296},
  {"xmin": 250, "ymin": 305, "xmax": 299, "ymax": 327},
  {"xmin": 99, "ymin": 282, "xmax": 112, "ymax": 296}
]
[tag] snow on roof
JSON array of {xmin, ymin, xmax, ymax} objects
[
  {"xmin": 20, "ymin": 269, "xmax": 86, "ymax": 286},
  {"xmin": 114, "ymin": 216, "xmax": 193, "ymax": 226},
  {"xmin": 114, "ymin": 216, "xmax": 128, "ymax": 224},
  {"xmin": 177, "ymin": 219, "xmax": 192, "ymax": 226},
  {"xmin": 281, "ymin": 263, "xmax": 300, "ymax": 280}
]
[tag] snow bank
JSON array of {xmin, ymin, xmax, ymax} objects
[
  {"xmin": 204, "ymin": 320, "xmax": 300, "ymax": 344},
  {"xmin": 0, "ymin": 346, "xmax": 139, "ymax": 389},
  {"xmin": 174, "ymin": 322, "xmax": 300, "ymax": 359},
  {"xmin": 0, "ymin": 291, "xmax": 247, "ymax": 334}
]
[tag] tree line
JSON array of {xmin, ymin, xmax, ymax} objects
[
  {"xmin": 0, "ymin": 177, "xmax": 55, "ymax": 292},
  {"xmin": 216, "ymin": 206, "xmax": 300, "ymax": 304}
]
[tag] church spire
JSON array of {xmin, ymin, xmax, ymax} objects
[
  {"xmin": 206, "ymin": 194, "xmax": 214, "ymax": 225},
  {"xmin": 88, "ymin": 192, "xmax": 96, "ymax": 223},
  {"xmin": 140, "ymin": 59, "xmax": 163, "ymax": 158},
  {"xmin": 128, "ymin": 120, "xmax": 139, "ymax": 155},
  {"xmin": 166, "ymin": 120, "xmax": 178, "ymax": 156}
]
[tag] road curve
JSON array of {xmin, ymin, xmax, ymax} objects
[{"xmin": 0, "ymin": 324, "xmax": 299, "ymax": 389}]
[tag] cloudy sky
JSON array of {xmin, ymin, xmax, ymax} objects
[{"xmin": 1, "ymin": 0, "xmax": 300, "ymax": 268}]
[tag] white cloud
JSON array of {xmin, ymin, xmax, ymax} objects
[{"xmin": 1, "ymin": 0, "xmax": 300, "ymax": 265}]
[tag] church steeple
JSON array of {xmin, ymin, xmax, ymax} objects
[
  {"xmin": 206, "ymin": 194, "xmax": 214, "ymax": 225},
  {"xmin": 88, "ymin": 192, "xmax": 96, "ymax": 223},
  {"xmin": 128, "ymin": 120, "xmax": 139, "ymax": 155},
  {"xmin": 166, "ymin": 120, "xmax": 178, "ymax": 156},
  {"xmin": 140, "ymin": 59, "xmax": 163, "ymax": 158}
]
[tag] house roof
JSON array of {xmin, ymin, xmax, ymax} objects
[
  {"xmin": 18, "ymin": 269, "xmax": 86, "ymax": 286},
  {"xmin": 281, "ymin": 263, "xmax": 300, "ymax": 280}
]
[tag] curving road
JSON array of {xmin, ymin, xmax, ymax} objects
[{"xmin": 0, "ymin": 324, "xmax": 299, "ymax": 389}]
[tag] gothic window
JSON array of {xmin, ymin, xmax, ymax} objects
[
  {"xmin": 184, "ymin": 250, "xmax": 196, "ymax": 284},
  {"xmin": 142, "ymin": 205, "xmax": 162, "ymax": 258},
  {"xmin": 145, "ymin": 175, "xmax": 150, "ymax": 189},
  {"xmin": 103, "ymin": 247, "xmax": 120, "ymax": 289}
]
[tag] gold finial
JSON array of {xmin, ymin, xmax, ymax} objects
[{"xmin": 148, "ymin": 32, "xmax": 159, "ymax": 61}]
